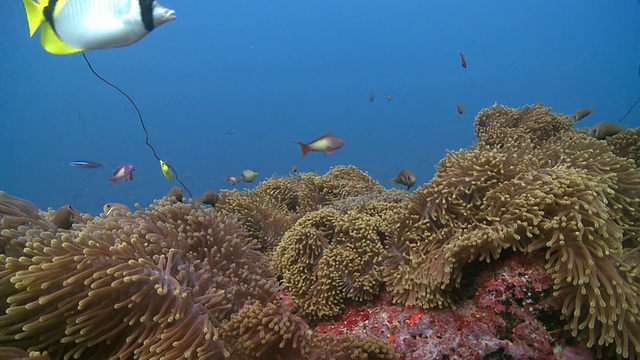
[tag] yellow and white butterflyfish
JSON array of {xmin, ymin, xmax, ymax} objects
[{"xmin": 22, "ymin": 0, "xmax": 176, "ymax": 55}]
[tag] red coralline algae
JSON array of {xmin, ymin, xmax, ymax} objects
[{"xmin": 310, "ymin": 252, "xmax": 595, "ymax": 359}]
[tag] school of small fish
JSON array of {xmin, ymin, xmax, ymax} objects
[{"xmin": 26, "ymin": 0, "xmax": 633, "ymax": 209}]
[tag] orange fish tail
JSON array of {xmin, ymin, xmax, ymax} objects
[{"xmin": 296, "ymin": 141, "xmax": 310, "ymax": 158}]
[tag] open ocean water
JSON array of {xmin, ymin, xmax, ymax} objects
[{"xmin": 0, "ymin": 0, "xmax": 639, "ymax": 214}]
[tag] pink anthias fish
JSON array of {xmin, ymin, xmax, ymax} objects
[
  {"xmin": 225, "ymin": 176, "xmax": 240, "ymax": 185},
  {"xmin": 108, "ymin": 164, "xmax": 135, "ymax": 183},
  {"xmin": 295, "ymin": 132, "xmax": 345, "ymax": 158}
]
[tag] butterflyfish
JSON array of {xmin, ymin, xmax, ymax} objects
[
  {"xmin": 22, "ymin": 0, "xmax": 176, "ymax": 55},
  {"xmin": 160, "ymin": 160, "xmax": 173, "ymax": 181}
]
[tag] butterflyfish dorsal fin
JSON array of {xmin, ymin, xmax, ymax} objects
[
  {"xmin": 40, "ymin": 22, "xmax": 84, "ymax": 54},
  {"xmin": 22, "ymin": 0, "xmax": 45, "ymax": 37}
]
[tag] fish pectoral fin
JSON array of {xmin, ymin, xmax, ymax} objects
[
  {"xmin": 22, "ymin": 0, "xmax": 45, "ymax": 37},
  {"xmin": 40, "ymin": 22, "xmax": 84, "ymax": 54}
]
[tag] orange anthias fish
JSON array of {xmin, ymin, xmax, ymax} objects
[
  {"xmin": 295, "ymin": 132, "xmax": 345, "ymax": 158},
  {"xmin": 459, "ymin": 52, "xmax": 467, "ymax": 69},
  {"xmin": 225, "ymin": 176, "xmax": 240, "ymax": 185},
  {"xmin": 108, "ymin": 164, "xmax": 135, "ymax": 183}
]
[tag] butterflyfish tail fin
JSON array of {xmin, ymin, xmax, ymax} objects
[
  {"xmin": 22, "ymin": 0, "xmax": 45, "ymax": 37},
  {"xmin": 40, "ymin": 22, "xmax": 83, "ymax": 54}
]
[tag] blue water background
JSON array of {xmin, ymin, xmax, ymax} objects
[{"xmin": 1, "ymin": 1, "xmax": 639, "ymax": 215}]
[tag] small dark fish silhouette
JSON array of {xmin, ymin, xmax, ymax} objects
[
  {"xmin": 459, "ymin": 52, "xmax": 467, "ymax": 69},
  {"xmin": 457, "ymin": 103, "xmax": 465, "ymax": 114},
  {"xmin": 52, "ymin": 205, "xmax": 77, "ymax": 230},
  {"xmin": 391, "ymin": 169, "xmax": 417, "ymax": 190},
  {"xmin": 199, "ymin": 190, "xmax": 220, "ymax": 207},
  {"xmin": 369, "ymin": 91, "xmax": 374, "ymax": 103}
]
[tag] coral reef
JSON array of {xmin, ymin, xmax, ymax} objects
[
  {"xmin": 317, "ymin": 253, "xmax": 591, "ymax": 359},
  {"xmin": 221, "ymin": 299, "xmax": 308, "ymax": 358},
  {"xmin": 0, "ymin": 346, "xmax": 50, "ymax": 360},
  {"xmin": 474, "ymin": 102, "xmax": 574, "ymax": 148},
  {"xmin": 272, "ymin": 201, "xmax": 405, "ymax": 320},
  {"xmin": 2, "ymin": 104, "xmax": 640, "ymax": 359},
  {"xmin": 217, "ymin": 165, "xmax": 393, "ymax": 256},
  {"xmin": 0, "ymin": 195, "xmax": 278, "ymax": 359},
  {"xmin": 305, "ymin": 332, "xmax": 399, "ymax": 360},
  {"xmin": 385, "ymin": 104, "xmax": 640, "ymax": 358},
  {"xmin": 216, "ymin": 190, "xmax": 294, "ymax": 254},
  {"xmin": 606, "ymin": 127, "xmax": 640, "ymax": 167}
]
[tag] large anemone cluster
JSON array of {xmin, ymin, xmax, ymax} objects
[
  {"xmin": 271, "ymin": 202, "xmax": 405, "ymax": 320},
  {"xmin": 385, "ymin": 103, "xmax": 640, "ymax": 358},
  {"xmin": 2, "ymin": 104, "xmax": 640, "ymax": 358},
  {"xmin": 0, "ymin": 194, "xmax": 280, "ymax": 359},
  {"xmin": 0, "ymin": 177, "xmax": 402, "ymax": 359}
]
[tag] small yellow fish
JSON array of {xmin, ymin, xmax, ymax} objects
[
  {"xmin": 292, "ymin": 165, "xmax": 298, "ymax": 173},
  {"xmin": 385, "ymin": 94, "xmax": 393, "ymax": 101},
  {"xmin": 160, "ymin": 160, "xmax": 173, "ymax": 181}
]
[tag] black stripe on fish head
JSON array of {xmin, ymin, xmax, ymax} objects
[
  {"xmin": 139, "ymin": 0, "xmax": 155, "ymax": 32},
  {"xmin": 43, "ymin": 0, "xmax": 59, "ymax": 34}
]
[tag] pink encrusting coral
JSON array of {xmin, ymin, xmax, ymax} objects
[{"xmin": 314, "ymin": 253, "xmax": 594, "ymax": 359}]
